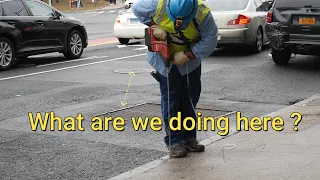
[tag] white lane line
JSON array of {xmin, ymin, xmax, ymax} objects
[
  {"xmin": 36, "ymin": 55, "xmax": 109, "ymax": 67},
  {"xmin": 0, "ymin": 53, "xmax": 146, "ymax": 81},
  {"xmin": 131, "ymin": 45, "xmax": 146, "ymax": 47},
  {"xmin": 133, "ymin": 46, "xmax": 147, "ymax": 51}
]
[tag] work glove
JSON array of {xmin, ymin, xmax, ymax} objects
[
  {"xmin": 151, "ymin": 25, "xmax": 167, "ymax": 41},
  {"xmin": 172, "ymin": 51, "xmax": 189, "ymax": 66}
]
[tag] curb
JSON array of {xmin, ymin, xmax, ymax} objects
[
  {"xmin": 61, "ymin": 3, "xmax": 125, "ymax": 13},
  {"xmin": 107, "ymin": 93, "xmax": 320, "ymax": 180},
  {"xmin": 259, "ymin": 93, "xmax": 320, "ymax": 118}
]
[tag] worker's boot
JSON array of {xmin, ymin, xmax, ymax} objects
[
  {"xmin": 169, "ymin": 145, "xmax": 187, "ymax": 158},
  {"xmin": 183, "ymin": 140, "xmax": 205, "ymax": 152}
]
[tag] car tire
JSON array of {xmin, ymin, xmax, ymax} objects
[
  {"xmin": 64, "ymin": 30, "xmax": 84, "ymax": 59},
  {"xmin": 251, "ymin": 28, "xmax": 263, "ymax": 53},
  {"xmin": 272, "ymin": 47, "xmax": 291, "ymax": 65},
  {"xmin": 118, "ymin": 38, "xmax": 130, "ymax": 44},
  {"xmin": 0, "ymin": 37, "xmax": 15, "ymax": 71}
]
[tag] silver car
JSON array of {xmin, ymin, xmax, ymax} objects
[{"xmin": 205, "ymin": 0, "xmax": 272, "ymax": 52}]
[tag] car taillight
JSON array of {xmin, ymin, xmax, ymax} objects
[
  {"xmin": 266, "ymin": 11, "xmax": 273, "ymax": 23},
  {"xmin": 115, "ymin": 17, "xmax": 120, "ymax": 23},
  {"xmin": 227, "ymin": 14, "xmax": 250, "ymax": 25}
]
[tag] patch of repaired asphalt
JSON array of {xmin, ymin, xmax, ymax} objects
[{"xmin": 0, "ymin": 128, "xmax": 167, "ymax": 180}]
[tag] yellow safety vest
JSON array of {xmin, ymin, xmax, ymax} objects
[{"xmin": 152, "ymin": 0, "xmax": 210, "ymax": 54}]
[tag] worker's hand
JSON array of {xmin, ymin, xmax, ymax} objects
[
  {"xmin": 151, "ymin": 25, "xmax": 167, "ymax": 41},
  {"xmin": 172, "ymin": 52, "xmax": 189, "ymax": 66}
]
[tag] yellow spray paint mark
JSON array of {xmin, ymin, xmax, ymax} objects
[{"xmin": 121, "ymin": 71, "xmax": 135, "ymax": 106}]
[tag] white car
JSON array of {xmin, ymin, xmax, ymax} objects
[
  {"xmin": 124, "ymin": 0, "xmax": 135, "ymax": 9},
  {"xmin": 206, "ymin": 0, "xmax": 271, "ymax": 53},
  {"xmin": 114, "ymin": 8, "xmax": 147, "ymax": 44}
]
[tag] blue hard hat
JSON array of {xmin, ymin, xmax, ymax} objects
[{"xmin": 166, "ymin": 0, "xmax": 198, "ymax": 26}]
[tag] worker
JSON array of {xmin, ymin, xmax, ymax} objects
[{"xmin": 132, "ymin": 0, "xmax": 218, "ymax": 158}]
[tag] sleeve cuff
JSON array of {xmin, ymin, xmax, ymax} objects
[{"xmin": 184, "ymin": 50, "xmax": 196, "ymax": 60}]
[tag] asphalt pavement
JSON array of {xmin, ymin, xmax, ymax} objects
[
  {"xmin": 1, "ymin": 7, "xmax": 320, "ymax": 180},
  {"xmin": 65, "ymin": 6, "xmax": 125, "ymax": 40}
]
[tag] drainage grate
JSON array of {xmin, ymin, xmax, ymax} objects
[
  {"xmin": 113, "ymin": 69, "xmax": 154, "ymax": 74},
  {"xmin": 96, "ymin": 103, "xmax": 233, "ymax": 120}
]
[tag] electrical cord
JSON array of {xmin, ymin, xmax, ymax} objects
[
  {"xmin": 185, "ymin": 57, "xmax": 236, "ymax": 162},
  {"xmin": 166, "ymin": 65, "xmax": 172, "ymax": 159}
]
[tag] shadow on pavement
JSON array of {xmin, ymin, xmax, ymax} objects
[
  {"xmin": 273, "ymin": 56, "xmax": 320, "ymax": 72},
  {"xmin": 210, "ymin": 45, "xmax": 270, "ymax": 57}
]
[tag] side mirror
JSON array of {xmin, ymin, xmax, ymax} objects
[{"xmin": 54, "ymin": 11, "xmax": 62, "ymax": 19}]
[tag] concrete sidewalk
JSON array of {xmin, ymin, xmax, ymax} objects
[
  {"xmin": 65, "ymin": 0, "xmax": 125, "ymax": 13},
  {"xmin": 111, "ymin": 93, "xmax": 320, "ymax": 180},
  {"xmin": 102, "ymin": 0, "xmax": 125, "ymax": 10}
]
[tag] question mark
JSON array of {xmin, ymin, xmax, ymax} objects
[{"xmin": 291, "ymin": 112, "xmax": 302, "ymax": 131}]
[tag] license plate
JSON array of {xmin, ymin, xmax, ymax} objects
[
  {"xmin": 299, "ymin": 17, "xmax": 316, "ymax": 25},
  {"xmin": 130, "ymin": 18, "xmax": 139, "ymax": 24}
]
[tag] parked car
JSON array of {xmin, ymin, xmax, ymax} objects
[
  {"xmin": 266, "ymin": 0, "xmax": 320, "ymax": 65},
  {"xmin": 124, "ymin": 0, "xmax": 135, "ymax": 9},
  {"xmin": 205, "ymin": 0, "xmax": 271, "ymax": 53},
  {"xmin": 0, "ymin": 0, "xmax": 88, "ymax": 71},
  {"xmin": 114, "ymin": 8, "xmax": 147, "ymax": 44}
]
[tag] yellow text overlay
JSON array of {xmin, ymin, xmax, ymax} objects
[{"xmin": 28, "ymin": 112, "xmax": 302, "ymax": 134}]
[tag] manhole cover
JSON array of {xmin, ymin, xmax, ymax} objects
[{"xmin": 113, "ymin": 69, "xmax": 154, "ymax": 74}]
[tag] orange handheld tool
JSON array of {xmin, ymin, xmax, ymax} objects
[{"xmin": 145, "ymin": 27, "xmax": 171, "ymax": 67}]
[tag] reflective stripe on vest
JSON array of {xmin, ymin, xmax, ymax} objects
[{"xmin": 169, "ymin": 32, "xmax": 200, "ymax": 45}]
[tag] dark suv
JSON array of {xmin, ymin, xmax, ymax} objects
[
  {"xmin": 0, "ymin": 0, "xmax": 88, "ymax": 70},
  {"xmin": 266, "ymin": 0, "xmax": 320, "ymax": 65}
]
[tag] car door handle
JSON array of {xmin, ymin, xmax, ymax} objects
[
  {"xmin": 7, "ymin": 21, "xmax": 15, "ymax": 25},
  {"xmin": 37, "ymin": 21, "xmax": 44, "ymax": 25}
]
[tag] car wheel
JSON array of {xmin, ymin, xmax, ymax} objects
[
  {"xmin": 118, "ymin": 38, "xmax": 130, "ymax": 44},
  {"xmin": 64, "ymin": 30, "xmax": 84, "ymax": 59},
  {"xmin": 0, "ymin": 38, "xmax": 15, "ymax": 71},
  {"xmin": 252, "ymin": 28, "xmax": 263, "ymax": 53},
  {"xmin": 272, "ymin": 47, "xmax": 291, "ymax": 65}
]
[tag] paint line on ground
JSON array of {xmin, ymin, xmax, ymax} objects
[
  {"xmin": 36, "ymin": 55, "xmax": 110, "ymax": 67},
  {"xmin": 0, "ymin": 54, "xmax": 146, "ymax": 81},
  {"xmin": 88, "ymin": 40, "xmax": 119, "ymax": 47},
  {"xmin": 133, "ymin": 46, "xmax": 147, "ymax": 51}
]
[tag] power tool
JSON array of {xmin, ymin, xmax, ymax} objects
[{"xmin": 144, "ymin": 27, "xmax": 171, "ymax": 67}]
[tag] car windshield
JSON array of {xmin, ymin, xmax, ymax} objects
[
  {"xmin": 205, "ymin": 0, "xmax": 250, "ymax": 11},
  {"xmin": 275, "ymin": 0, "xmax": 320, "ymax": 8}
]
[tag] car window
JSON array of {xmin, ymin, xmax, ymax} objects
[
  {"xmin": 254, "ymin": 0, "xmax": 270, "ymax": 11},
  {"xmin": 206, "ymin": 0, "xmax": 250, "ymax": 11},
  {"xmin": 275, "ymin": 0, "xmax": 320, "ymax": 8},
  {"xmin": 1, "ymin": 0, "xmax": 29, "ymax": 16},
  {"xmin": 25, "ymin": 0, "xmax": 54, "ymax": 16}
]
